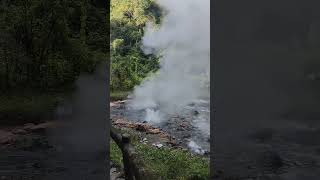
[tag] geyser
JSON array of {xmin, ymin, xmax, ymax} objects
[{"xmin": 128, "ymin": 0, "xmax": 210, "ymax": 123}]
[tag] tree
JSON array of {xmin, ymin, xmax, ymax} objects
[
  {"xmin": 110, "ymin": 0, "xmax": 161, "ymax": 91},
  {"xmin": 0, "ymin": 0, "xmax": 108, "ymax": 92}
]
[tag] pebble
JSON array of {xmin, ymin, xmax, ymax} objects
[
  {"xmin": 152, "ymin": 143, "xmax": 163, "ymax": 148},
  {"xmin": 156, "ymin": 144, "xmax": 163, "ymax": 148}
]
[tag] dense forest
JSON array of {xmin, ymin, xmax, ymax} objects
[
  {"xmin": 0, "ymin": 0, "xmax": 108, "ymax": 93},
  {"xmin": 0, "ymin": 0, "xmax": 163, "ymax": 121},
  {"xmin": 0, "ymin": 0, "xmax": 108, "ymax": 123},
  {"xmin": 0, "ymin": 0, "xmax": 162, "ymax": 121},
  {"xmin": 110, "ymin": 0, "xmax": 161, "ymax": 92}
]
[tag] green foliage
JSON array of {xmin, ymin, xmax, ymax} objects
[
  {"xmin": 0, "ymin": 0, "xmax": 108, "ymax": 92},
  {"xmin": 111, "ymin": 0, "xmax": 157, "ymax": 26},
  {"xmin": 0, "ymin": 0, "xmax": 108, "ymax": 123},
  {"xmin": 135, "ymin": 144, "xmax": 209, "ymax": 180},
  {"xmin": 110, "ymin": 91, "xmax": 130, "ymax": 101},
  {"xmin": 112, "ymin": 38, "xmax": 125, "ymax": 52},
  {"xmin": 110, "ymin": 0, "xmax": 161, "ymax": 91},
  {"xmin": 110, "ymin": 139, "xmax": 124, "ymax": 168}
]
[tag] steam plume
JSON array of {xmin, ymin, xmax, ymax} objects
[{"xmin": 129, "ymin": 0, "xmax": 210, "ymax": 119}]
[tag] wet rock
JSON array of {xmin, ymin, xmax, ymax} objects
[{"xmin": 0, "ymin": 130, "xmax": 17, "ymax": 144}]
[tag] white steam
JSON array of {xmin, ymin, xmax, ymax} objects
[
  {"xmin": 144, "ymin": 108, "xmax": 162, "ymax": 123},
  {"xmin": 188, "ymin": 140, "xmax": 206, "ymax": 155},
  {"xmin": 129, "ymin": 0, "xmax": 210, "ymax": 122}
]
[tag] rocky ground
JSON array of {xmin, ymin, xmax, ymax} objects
[
  {"xmin": 110, "ymin": 100, "xmax": 210, "ymax": 155},
  {"xmin": 109, "ymin": 100, "xmax": 211, "ymax": 180}
]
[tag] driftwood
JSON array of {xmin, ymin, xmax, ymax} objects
[
  {"xmin": 110, "ymin": 127, "xmax": 150, "ymax": 180},
  {"xmin": 113, "ymin": 119, "xmax": 178, "ymax": 148},
  {"xmin": 113, "ymin": 119, "xmax": 163, "ymax": 134}
]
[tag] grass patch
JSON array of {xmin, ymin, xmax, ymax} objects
[
  {"xmin": 0, "ymin": 94, "xmax": 64, "ymax": 125},
  {"xmin": 110, "ymin": 130, "xmax": 209, "ymax": 180},
  {"xmin": 135, "ymin": 143, "xmax": 209, "ymax": 180},
  {"xmin": 110, "ymin": 139, "xmax": 124, "ymax": 168},
  {"xmin": 110, "ymin": 91, "xmax": 130, "ymax": 101}
]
